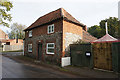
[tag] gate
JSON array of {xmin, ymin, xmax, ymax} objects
[
  {"xmin": 112, "ymin": 42, "xmax": 120, "ymax": 72},
  {"xmin": 92, "ymin": 42, "xmax": 112, "ymax": 70},
  {"xmin": 70, "ymin": 43, "xmax": 93, "ymax": 68}
]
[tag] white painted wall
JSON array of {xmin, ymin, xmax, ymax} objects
[
  {"xmin": 61, "ymin": 57, "xmax": 71, "ymax": 67},
  {"xmin": 65, "ymin": 32, "xmax": 81, "ymax": 47},
  {"xmin": 3, "ymin": 45, "xmax": 23, "ymax": 51}
]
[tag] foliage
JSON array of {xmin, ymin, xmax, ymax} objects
[
  {"xmin": 88, "ymin": 17, "xmax": 120, "ymax": 39},
  {"xmin": 8, "ymin": 23, "xmax": 27, "ymax": 39},
  {"xmin": 64, "ymin": 39, "xmax": 88, "ymax": 57},
  {"xmin": 88, "ymin": 25, "xmax": 103, "ymax": 38},
  {"xmin": 72, "ymin": 39, "xmax": 88, "ymax": 44},
  {"xmin": 0, "ymin": 0, "xmax": 13, "ymax": 27},
  {"xmin": 119, "ymin": 21, "xmax": 120, "ymax": 38}
]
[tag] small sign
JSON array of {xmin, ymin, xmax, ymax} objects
[
  {"xmin": 76, "ymin": 51, "xmax": 82, "ymax": 54},
  {"xmin": 86, "ymin": 52, "xmax": 91, "ymax": 56}
]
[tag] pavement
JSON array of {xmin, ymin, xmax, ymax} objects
[
  {"xmin": 63, "ymin": 66, "xmax": 119, "ymax": 78},
  {"xmin": 1, "ymin": 52, "xmax": 120, "ymax": 78}
]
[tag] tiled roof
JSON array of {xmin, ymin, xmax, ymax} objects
[
  {"xmin": 82, "ymin": 30, "xmax": 97, "ymax": 42},
  {"xmin": 24, "ymin": 8, "xmax": 85, "ymax": 31},
  {"xmin": 92, "ymin": 34, "xmax": 119, "ymax": 43}
]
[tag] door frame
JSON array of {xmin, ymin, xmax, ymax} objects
[{"xmin": 38, "ymin": 42, "xmax": 43, "ymax": 61}]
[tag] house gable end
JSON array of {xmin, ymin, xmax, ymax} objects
[{"xmin": 24, "ymin": 8, "xmax": 85, "ymax": 31}]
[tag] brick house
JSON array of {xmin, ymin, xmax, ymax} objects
[
  {"xmin": 0, "ymin": 29, "xmax": 9, "ymax": 45},
  {"xmin": 0, "ymin": 28, "xmax": 23, "ymax": 46},
  {"xmin": 5, "ymin": 39, "xmax": 23, "ymax": 45},
  {"xmin": 24, "ymin": 8, "xmax": 96, "ymax": 64}
]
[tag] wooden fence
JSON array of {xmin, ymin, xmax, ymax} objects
[
  {"xmin": 112, "ymin": 42, "xmax": 120, "ymax": 72},
  {"xmin": 92, "ymin": 42, "xmax": 112, "ymax": 70},
  {"xmin": 70, "ymin": 42, "xmax": 120, "ymax": 72},
  {"xmin": 70, "ymin": 43, "xmax": 93, "ymax": 68}
]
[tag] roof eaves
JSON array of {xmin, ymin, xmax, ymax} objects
[
  {"xmin": 63, "ymin": 17, "xmax": 85, "ymax": 27},
  {"xmin": 24, "ymin": 17, "xmax": 85, "ymax": 31},
  {"xmin": 24, "ymin": 17, "xmax": 63, "ymax": 31}
]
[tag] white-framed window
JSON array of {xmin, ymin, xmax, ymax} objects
[
  {"xmin": 28, "ymin": 44, "xmax": 32, "ymax": 52},
  {"xmin": 29, "ymin": 30, "xmax": 32, "ymax": 37},
  {"xmin": 48, "ymin": 24, "xmax": 54, "ymax": 34},
  {"xmin": 46, "ymin": 43, "xmax": 55, "ymax": 54}
]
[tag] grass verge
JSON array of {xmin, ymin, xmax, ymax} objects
[{"xmin": 2, "ymin": 50, "xmax": 23, "ymax": 53}]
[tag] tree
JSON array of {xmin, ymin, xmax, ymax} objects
[
  {"xmin": 88, "ymin": 25, "xmax": 102, "ymax": 38},
  {"xmin": 88, "ymin": 17, "xmax": 119, "ymax": 39},
  {"xmin": 0, "ymin": 0, "xmax": 13, "ymax": 27},
  {"xmin": 118, "ymin": 21, "xmax": 120, "ymax": 39},
  {"xmin": 8, "ymin": 23, "xmax": 27, "ymax": 39}
]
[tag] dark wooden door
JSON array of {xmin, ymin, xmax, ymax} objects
[
  {"xmin": 38, "ymin": 43, "xmax": 42, "ymax": 61},
  {"xmin": 93, "ymin": 43, "xmax": 112, "ymax": 70}
]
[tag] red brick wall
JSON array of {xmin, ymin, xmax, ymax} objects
[
  {"xmin": 25, "ymin": 20, "xmax": 63, "ymax": 38},
  {"xmin": 25, "ymin": 19, "xmax": 84, "ymax": 60},
  {"xmin": 0, "ymin": 29, "xmax": 9, "ymax": 40},
  {"xmin": 62, "ymin": 20, "xmax": 83, "ymax": 56},
  {"xmin": 25, "ymin": 31, "xmax": 28, "ymax": 38},
  {"xmin": 8, "ymin": 39, "xmax": 23, "ymax": 45},
  {"xmin": 24, "ymin": 20, "xmax": 63, "ymax": 62},
  {"xmin": 24, "ymin": 40, "xmax": 33, "ymax": 56}
]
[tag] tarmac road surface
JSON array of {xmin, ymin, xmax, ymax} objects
[{"xmin": 1, "ymin": 53, "xmax": 81, "ymax": 78}]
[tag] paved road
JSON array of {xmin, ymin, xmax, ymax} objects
[{"xmin": 2, "ymin": 53, "xmax": 80, "ymax": 78}]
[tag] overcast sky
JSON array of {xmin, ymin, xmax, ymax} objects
[{"xmin": 0, "ymin": 0, "xmax": 119, "ymax": 33}]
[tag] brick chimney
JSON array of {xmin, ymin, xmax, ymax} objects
[{"xmin": 83, "ymin": 25, "xmax": 87, "ymax": 31}]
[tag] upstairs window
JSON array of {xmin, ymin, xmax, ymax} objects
[
  {"xmin": 46, "ymin": 43, "xmax": 55, "ymax": 54},
  {"xmin": 29, "ymin": 30, "xmax": 32, "ymax": 37},
  {"xmin": 48, "ymin": 24, "xmax": 54, "ymax": 34},
  {"xmin": 28, "ymin": 44, "xmax": 32, "ymax": 52}
]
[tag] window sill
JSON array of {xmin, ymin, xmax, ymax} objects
[
  {"xmin": 28, "ymin": 51, "xmax": 32, "ymax": 53},
  {"xmin": 46, "ymin": 52, "xmax": 54, "ymax": 55},
  {"xmin": 47, "ymin": 32, "xmax": 54, "ymax": 35},
  {"xmin": 29, "ymin": 36, "xmax": 32, "ymax": 38}
]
